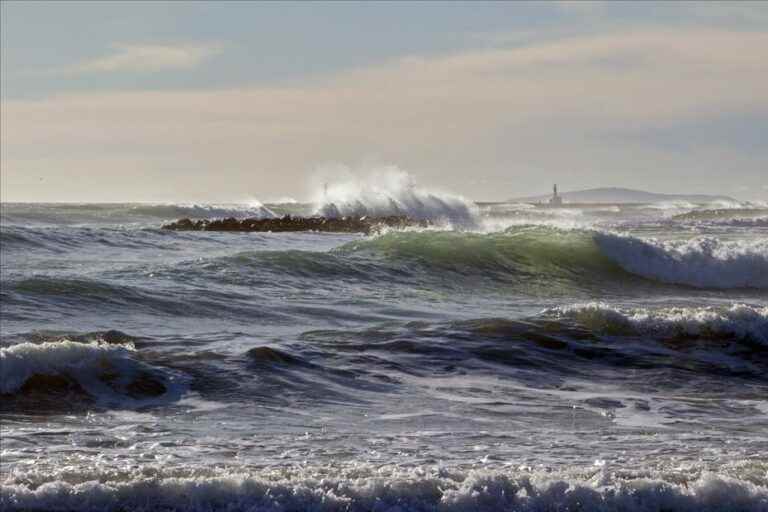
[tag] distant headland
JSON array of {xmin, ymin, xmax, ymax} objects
[{"xmin": 511, "ymin": 187, "xmax": 736, "ymax": 205}]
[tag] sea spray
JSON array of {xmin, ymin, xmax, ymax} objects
[{"xmin": 312, "ymin": 166, "xmax": 479, "ymax": 225}]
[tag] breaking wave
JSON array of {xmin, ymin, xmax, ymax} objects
[
  {"xmin": 2, "ymin": 464, "xmax": 766, "ymax": 512},
  {"xmin": 336, "ymin": 227, "xmax": 768, "ymax": 290},
  {"xmin": 594, "ymin": 233, "xmax": 768, "ymax": 289},
  {"xmin": 314, "ymin": 167, "xmax": 478, "ymax": 225},
  {"xmin": 544, "ymin": 303, "xmax": 768, "ymax": 344},
  {"xmin": 0, "ymin": 341, "xmax": 187, "ymax": 407}
]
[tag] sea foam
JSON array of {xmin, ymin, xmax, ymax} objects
[{"xmin": 2, "ymin": 465, "xmax": 766, "ymax": 512}]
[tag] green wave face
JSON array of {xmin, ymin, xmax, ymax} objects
[
  {"xmin": 333, "ymin": 227, "xmax": 635, "ymax": 295},
  {"xmin": 334, "ymin": 225, "xmax": 768, "ymax": 291}
]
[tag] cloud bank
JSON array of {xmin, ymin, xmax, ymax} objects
[{"xmin": 2, "ymin": 29, "xmax": 766, "ymax": 202}]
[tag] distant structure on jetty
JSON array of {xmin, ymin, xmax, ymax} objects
[{"xmin": 548, "ymin": 184, "xmax": 563, "ymax": 206}]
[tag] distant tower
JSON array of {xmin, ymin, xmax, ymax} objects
[{"xmin": 549, "ymin": 184, "xmax": 563, "ymax": 206}]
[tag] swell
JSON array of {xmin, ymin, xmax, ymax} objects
[
  {"xmin": 0, "ymin": 225, "xmax": 195, "ymax": 253},
  {"xmin": 299, "ymin": 303, "xmax": 768, "ymax": 387},
  {"xmin": 4, "ymin": 229, "xmax": 765, "ymax": 322},
  {"xmin": 332, "ymin": 227, "xmax": 768, "ymax": 290},
  {"xmin": 4, "ymin": 303, "xmax": 765, "ymax": 414},
  {"xmin": 1, "ymin": 276, "xmax": 288, "ymax": 323}
]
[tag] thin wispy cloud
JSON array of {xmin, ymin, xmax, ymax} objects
[{"xmin": 72, "ymin": 42, "xmax": 224, "ymax": 73}]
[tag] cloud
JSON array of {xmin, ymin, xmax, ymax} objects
[
  {"xmin": 2, "ymin": 28, "xmax": 767, "ymax": 201},
  {"xmin": 71, "ymin": 42, "xmax": 223, "ymax": 73}
]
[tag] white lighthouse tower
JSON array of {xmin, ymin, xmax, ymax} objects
[{"xmin": 548, "ymin": 184, "xmax": 563, "ymax": 206}]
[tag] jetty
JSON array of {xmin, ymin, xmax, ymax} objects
[{"xmin": 162, "ymin": 215, "xmax": 428, "ymax": 234}]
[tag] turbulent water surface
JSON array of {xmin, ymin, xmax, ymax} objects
[{"xmin": 1, "ymin": 195, "xmax": 767, "ymax": 511}]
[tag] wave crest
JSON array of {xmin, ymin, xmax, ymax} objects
[
  {"xmin": 544, "ymin": 303, "xmax": 768, "ymax": 344},
  {"xmin": 0, "ymin": 341, "xmax": 187, "ymax": 406},
  {"xmin": 595, "ymin": 233, "xmax": 768, "ymax": 289}
]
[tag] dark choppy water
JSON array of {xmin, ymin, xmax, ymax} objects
[{"xmin": 1, "ymin": 199, "xmax": 767, "ymax": 511}]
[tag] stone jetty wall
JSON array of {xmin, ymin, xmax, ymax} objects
[{"xmin": 162, "ymin": 215, "xmax": 428, "ymax": 234}]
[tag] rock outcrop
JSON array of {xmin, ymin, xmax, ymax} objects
[{"xmin": 162, "ymin": 215, "xmax": 427, "ymax": 234}]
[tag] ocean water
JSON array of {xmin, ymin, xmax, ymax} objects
[{"xmin": 1, "ymin": 191, "xmax": 767, "ymax": 511}]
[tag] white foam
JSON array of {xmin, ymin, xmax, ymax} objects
[
  {"xmin": 313, "ymin": 166, "xmax": 479, "ymax": 225},
  {"xmin": 692, "ymin": 217, "xmax": 768, "ymax": 228},
  {"xmin": 595, "ymin": 233, "xmax": 768, "ymax": 289},
  {"xmin": 2, "ymin": 465, "xmax": 766, "ymax": 512},
  {"xmin": 646, "ymin": 200, "xmax": 699, "ymax": 211},
  {"xmin": 0, "ymin": 341, "xmax": 187, "ymax": 405},
  {"xmin": 545, "ymin": 303, "xmax": 768, "ymax": 344},
  {"xmin": 265, "ymin": 197, "xmax": 299, "ymax": 205}
]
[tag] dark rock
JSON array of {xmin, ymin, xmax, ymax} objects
[
  {"xmin": 125, "ymin": 373, "xmax": 167, "ymax": 398},
  {"xmin": 162, "ymin": 215, "xmax": 428, "ymax": 234},
  {"xmin": 246, "ymin": 346, "xmax": 297, "ymax": 365}
]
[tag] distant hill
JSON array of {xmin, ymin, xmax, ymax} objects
[{"xmin": 511, "ymin": 187, "xmax": 736, "ymax": 204}]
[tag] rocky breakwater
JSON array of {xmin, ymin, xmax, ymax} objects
[{"xmin": 162, "ymin": 215, "xmax": 428, "ymax": 234}]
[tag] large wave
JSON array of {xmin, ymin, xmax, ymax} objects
[
  {"xmin": 2, "ymin": 463, "xmax": 766, "ymax": 512},
  {"xmin": 313, "ymin": 167, "xmax": 479, "ymax": 225},
  {"xmin": 594, "ymin": 233, "xmax": 768, "ymax": 289},
  {"xmin": 336, "ymin": 227, "xmax": 768, "ymax": 290}
]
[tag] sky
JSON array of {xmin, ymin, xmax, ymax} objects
[{"xmin": 1, "ymin": 1, "xmax": 767, "ymax": 203}]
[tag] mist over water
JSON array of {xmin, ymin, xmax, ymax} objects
[{"xmin": 2, "ymin": 175, "xmax": 768, "ymax": 511}]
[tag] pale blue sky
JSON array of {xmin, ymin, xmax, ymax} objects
[{"xmin": 2, "ymin": 1, "xmax": 767, "ymax": 202}]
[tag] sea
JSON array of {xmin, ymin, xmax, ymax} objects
[{"xmin": 1, "ymin": 182, "xmax": 767, "ymax": 511}]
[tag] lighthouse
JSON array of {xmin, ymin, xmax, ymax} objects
[{"xmin": 548, "ymin": 184, "xmax": 563, "ymax": 206}]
